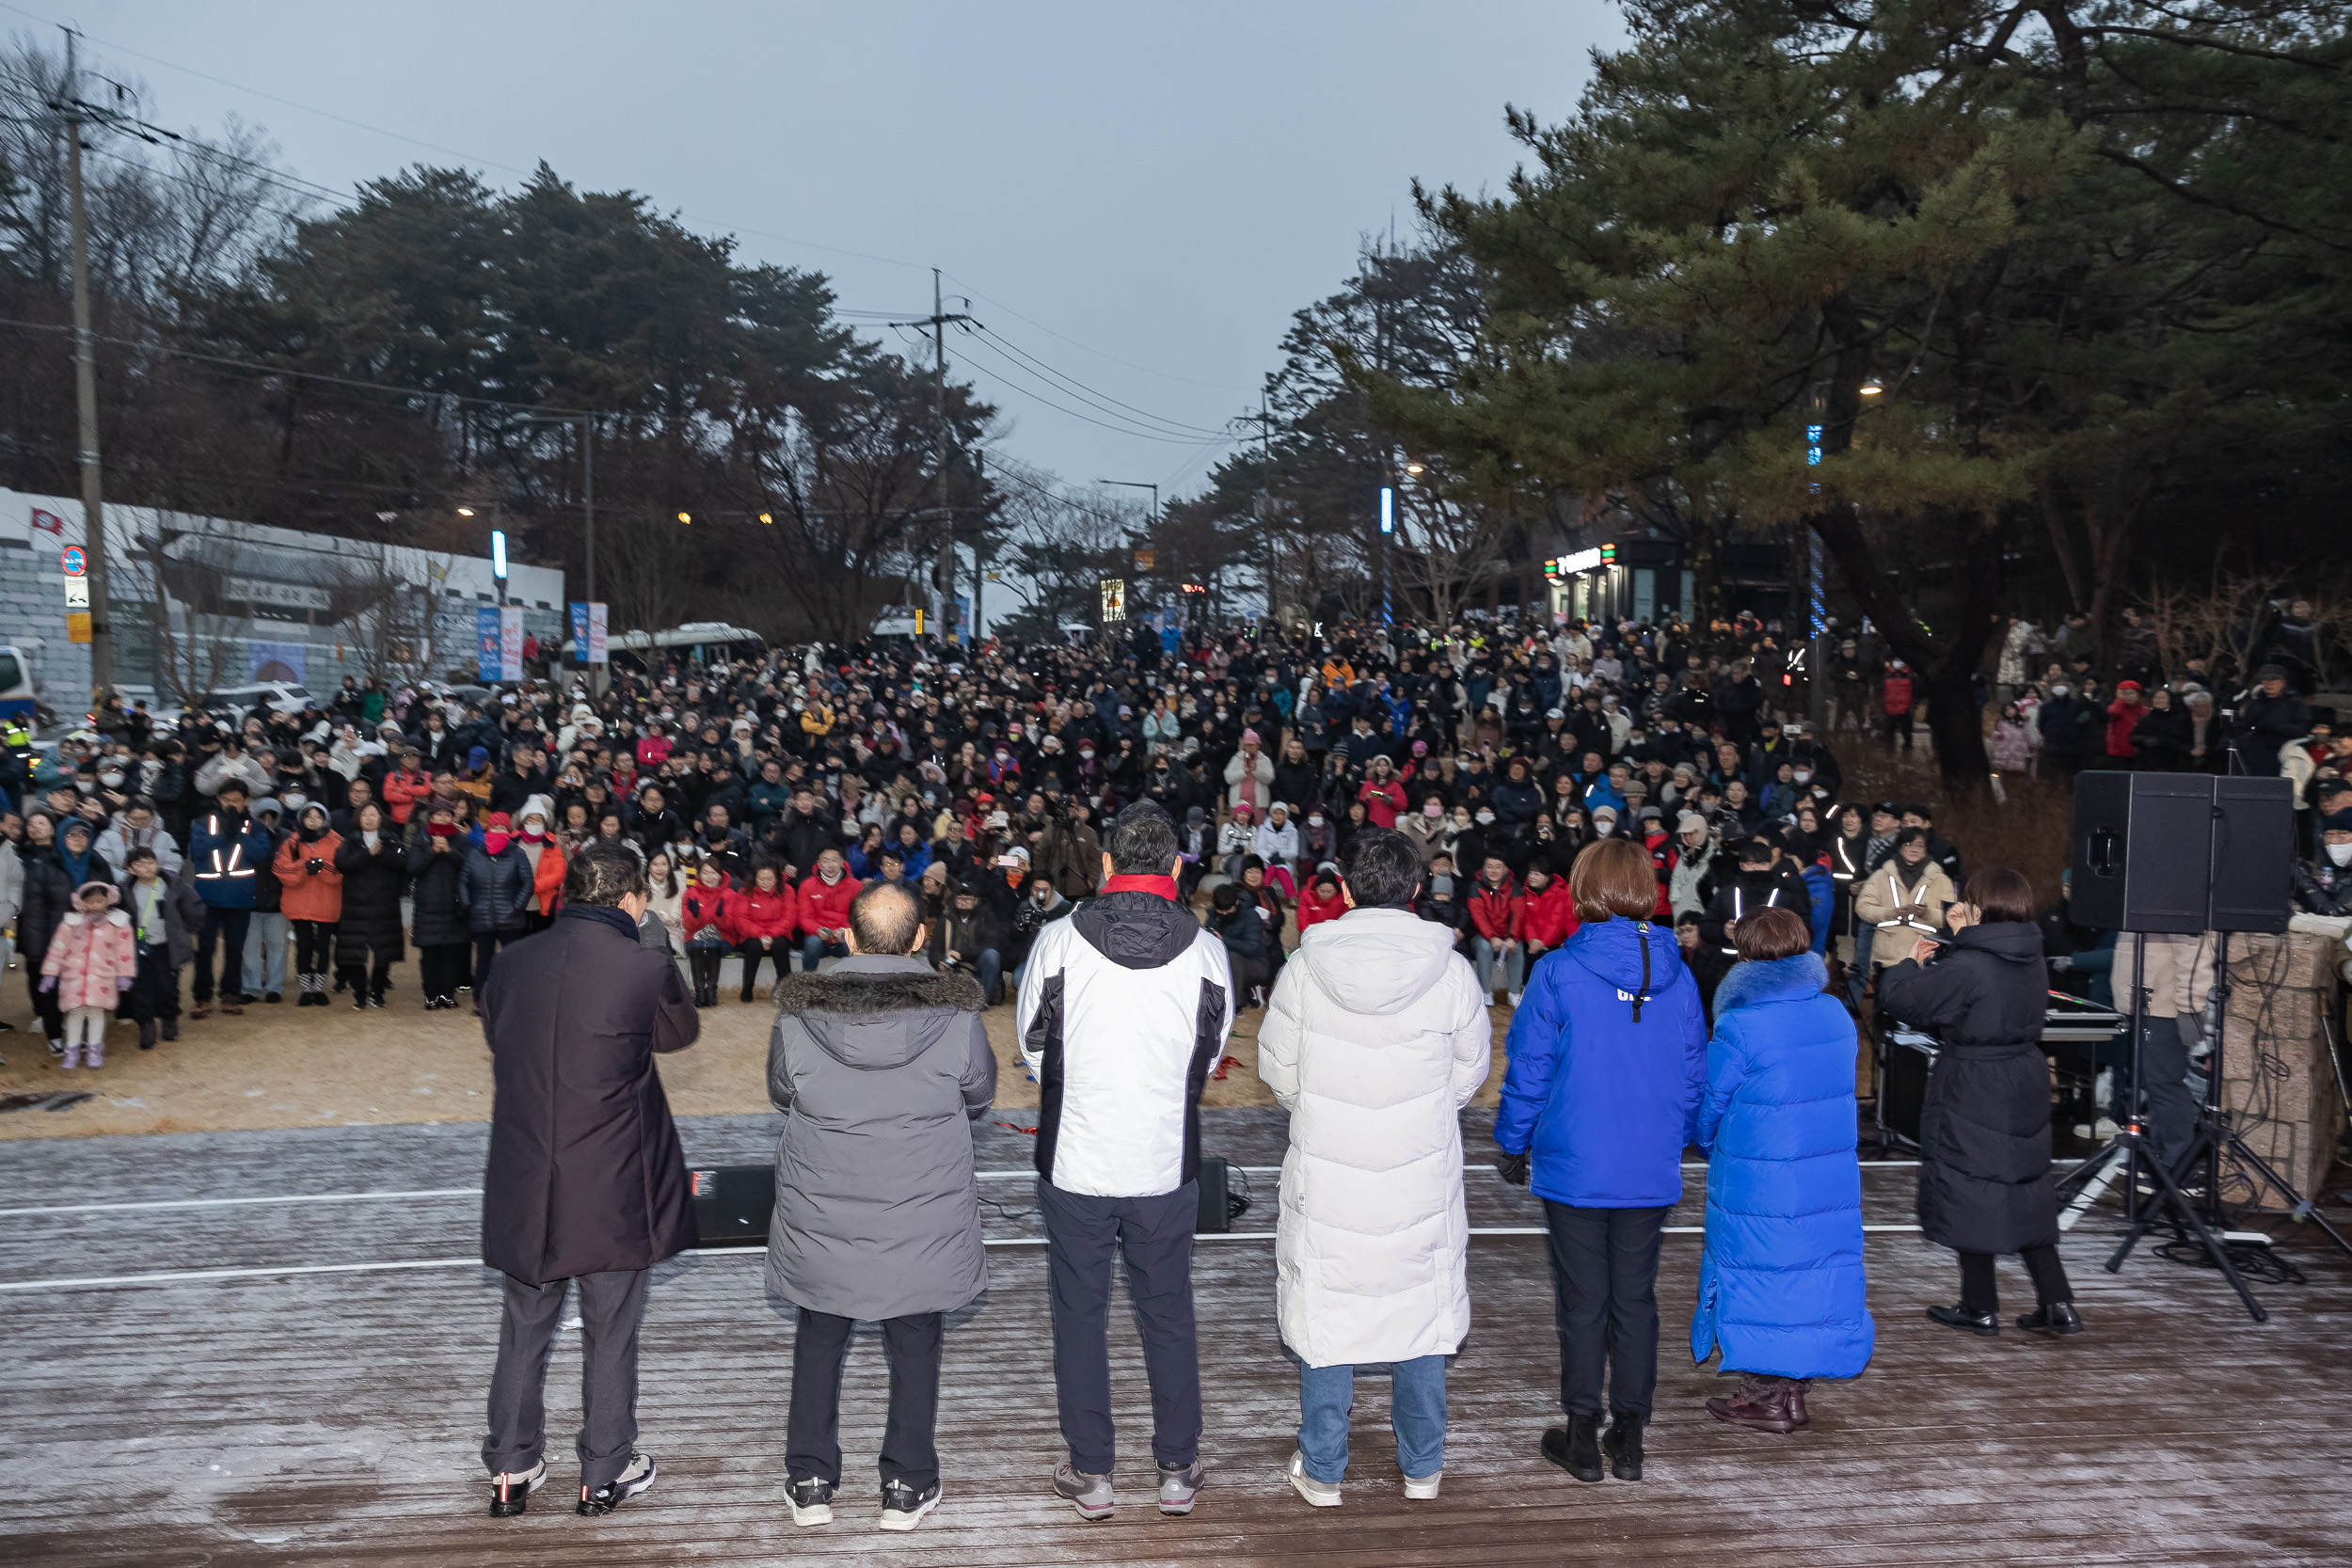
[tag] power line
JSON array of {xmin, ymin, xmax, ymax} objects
[
  {"xmin": 956, "ymin": 353, "xmax": 1236, "ymax": 448},
  {"xmin": 943, "ymin": 270, "xmax": 1253, "ymax": 392},
  {"xmin": 967, "ymin": 323, "xmax": 1232, "ymax": 438}
]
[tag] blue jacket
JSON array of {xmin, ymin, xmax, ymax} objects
[
  {"xmin": 1495, "ymin": 916, "xmax": 1707, "ymax": 1208},
  {"xmin": 186, "ymin": 808, "xmax": 275, "ymax": 911},
  {"xmin": 1690, "ymin": 954, "xmax": 1874, "ymax": 1380},
  {"xmin": 1799, "ymin": 863, "xmax": 1834, "ymax": 957}
]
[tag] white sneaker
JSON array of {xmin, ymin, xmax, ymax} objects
[
  {"xmin": 1287, "ymin": 1450, "xmax": 1341, "ymax": 1508},
  {"xmin": 2094, "ymin": 1117, "xmax": 2119, "ymax": 1139},
  {"xmin": 1402, "ymin": 1470, "xmax": 1441, "ymax": 1500},
  {"xmin": 1507, "ymin": 991, "xmax": 1524, "ymax": 1007}
]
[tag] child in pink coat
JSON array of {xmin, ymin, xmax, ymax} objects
[{"xmin": 41, "ymin": 881, "xmax": 136, "ymax": 1069}]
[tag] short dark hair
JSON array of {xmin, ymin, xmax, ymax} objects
[
  {"xmin": 1339, "ymin": 826, "xmax": 1421, "ymax": 909},
  {"xmin": 564, "ymin": 839, "xmax": 650, "ymax": 909},
  {"xmin": 1735, "ymin": 836, "xmax": 1775, "ymax": 865},
  {"xmin": 1964, "ymin": 865, "xmax": 2037, "ymax": 926},
  {"xmin": 1104, "ymin": 801, "xmax": 1178, "ymax": 876},
  {"xmin": 850, "ymin": 879, "xmax": 924, "ymax": 955},
  {"xmin": 1733, "ymin": 905, "xmax": 1811, "ymax": 962}
]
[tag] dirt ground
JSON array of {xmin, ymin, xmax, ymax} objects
[{"xmin": 0, "ymin": 957, "xmax": 1518, "ymax": 1142}]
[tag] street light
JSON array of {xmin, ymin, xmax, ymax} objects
[
  {"xmin": 1096, "ymin": 479, "xmax": 1158, "ymax": 526},
  {"xmin": 1859, "ymin": 378, "xmax": 1884, "ymax": 397},
  {"xmin": 1404, "ymin": 462, "xmax": 1424, "ymax": 475}
]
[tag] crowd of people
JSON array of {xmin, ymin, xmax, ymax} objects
[{"xmin": 2, "ymin": 598, "xmax": 2342, "ymax": 1075}]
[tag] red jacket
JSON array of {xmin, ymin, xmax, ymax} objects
[
  {"xmin": 1358, "ymin": 779, "xmax": 1406, "ymax": 830},
  {"xmin": 724, "ymin": 885, "xmax": 798, "ymax": 944},
  {"xmin": 1882, "ymin": 673, "xmax": 1914, "ymax": 717},
  {"xmin": 1515, "ymin": 878, "xmax": 1580, "ymax": 948},
  {"xmin": 797, "ymin": 871, "xmax": 858, "ymax": 939},
  {"xmin": 2106, "ymin": 697, "xmax": 2145, "ymax": 758},
  {"xmin": 381, "ymin": 766, "xmax": 432, "ymax": 826},
  {"xmin": 1296, "ymin": 881, "xmax": 1349, "ymax": 933},
  {"xmin": 1469, "ymin": 875, "xmax": 1522, "ymax": 942},
  {"xmin": 679, "ymin": 881, "xmax": 736, "ymax": 943}
]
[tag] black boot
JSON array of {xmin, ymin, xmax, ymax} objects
[
  {"xmin": 1541, "ymin": 1413, "xmax": 1606, "ymax": 1483},
  {"xmin": 1601, "ymin": 1410, "xmax": 1645, "ymax": 1480},
  {"xmin": 137, "ymin": 1018, "xmax": 158, "ymax": 1051}
]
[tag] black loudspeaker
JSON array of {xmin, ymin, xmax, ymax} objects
[
  {"xmin": 690, "ymin": 1164, "xmax": 774, "ymax": 1248},
  {"xmin": 1194, "ymin": 1155, "xmax": 1231, "ymax": 1234},
  {"xmin": 2069, "ymin": 772, "xmax": 2293, "ymax": 934}
]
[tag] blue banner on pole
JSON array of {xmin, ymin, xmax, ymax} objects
[
  {"xmin": 476, "ymin": 606, "xmax": 502, "ymax": 683},
  {"xmin": 570, "ymin": 602, "xmax": 589, "ymax": 664}
]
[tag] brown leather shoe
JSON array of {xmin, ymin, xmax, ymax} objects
[
  {"xmin": 1787, "ymin": 1384, "xmax": 1809, "ymax": 1429},
  {"xmin": 1706, "ymin": 1387, "xmax": 1800, "ymax": 1434}
]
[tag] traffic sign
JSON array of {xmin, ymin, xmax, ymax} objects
[
  {"xmin": 60, "ymin": 545, "xmax": 86, "ymax": 577},
  {"xmin": 64, "ymin": 578, "xmax": 89, "ymax": 609}
]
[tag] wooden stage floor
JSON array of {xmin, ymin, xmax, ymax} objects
[{"xmin": 5, "ymin": 1112, "xmax": 2350, "ymax": 1566}]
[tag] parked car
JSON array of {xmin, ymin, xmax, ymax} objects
[{"xmin": 200, "ymin": 682, "xmax": 314, "ymax": 719}]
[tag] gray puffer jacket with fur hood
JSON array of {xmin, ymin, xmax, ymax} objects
[{"xmin": 764, "ymin": 954, "xmax": 996, "ymax": 1321}]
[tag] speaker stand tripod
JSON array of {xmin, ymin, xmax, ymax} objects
[
  {"xmin": 2132, "ymin": 932, "xmax": 2352, "ymax": 1272},
  {"xmin": 2054, "ymin": 932, "xmax": 2269, "ymax": 1322}
]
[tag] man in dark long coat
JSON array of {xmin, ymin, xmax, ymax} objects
[{"xmin": 478, "ymin": 839, "xmax": 700, "ymax": 1517}]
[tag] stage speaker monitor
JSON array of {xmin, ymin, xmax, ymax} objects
[
  {"xmin": 2070, "ymin": 772, "xmax": 2212, "ymax": 934},
  {"xmin": 1195, "ymin": 1155, "xmax": 1231, "ymax": 1235},
  {"xmin": 2207, "ymin": 775, "xmax": 2295, "ymax": 934},
  {"xmin": 2069, "ymin": 771, "xmax": 2294, "ymax": 935},
  {"xmin": 690, "ymin": 1164, "xmax": 774, "ymax": 1248}
]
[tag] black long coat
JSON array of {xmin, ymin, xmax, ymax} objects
[
  {"xmin": 332, "ymin": 835, "xmax": 407, "ymax": 967},
  {"xmin": 1878, "ymin": 922, "xmax": 2058, "ymax": 1256},
  {"xmin": 480, "ymin": 910, "xmax": 701, "ymax": 1283},
  {"xmin": 20, "ymin": 842, "xmax": 116, "ymax": 963},
  {"xmin": 405, "ymin": 833, "xmax": 469, "ymax": 947}
]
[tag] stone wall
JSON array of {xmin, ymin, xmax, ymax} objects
[{"xmin": 2219, "ymin": 931, "xmax": 2347, "ymax": 1210}]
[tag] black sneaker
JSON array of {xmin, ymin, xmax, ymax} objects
[
  {"xmin": 2017, "ymin": 1302, "xmax": 2085, "ymax": 1337},
  {"xmin": 879, "ymin": 1479, "xmax": 941, "ymax": 1532},
  {"xmin": 488, "ymin": 1459, "xmax": 547, "ymax": 1517},
  {"xmin": 263, "ymin": 991, "xmax": 282, "ymax": 1004},
  {"xmin": 353, "ymin": 993, "xmax": 370, "ymax": 1011},
  {"xmin": 786, "ymin": 1475, "xmax": 834, "ymax": 1528},
  {"xmin": 578, "ymin": 1452, "xmax": 656, "ymax": 1516},
  {"xmin": 1927, "ymin": 1303, "xmax": 2000, "ymax": 1338}
]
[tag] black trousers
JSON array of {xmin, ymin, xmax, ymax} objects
[
  {"xmin": 687, "ymin": 945, "xmax": 726, "ymax": 1004},
  {"xmin": 1959, "ymin": 1245, "xmax": 2074, "ymax": 1317},
  {"xmin": 338, "ymin": 952, "xmax": 394, "ymax": 998},
  {"xmin": 1543, "ymin": 1200, "xmax": 1668, "ymax": 1419},
  {"xmin": 483, "ymin": 1268, "xmax": 648, "ymax": 1490},
  {"xmin": 192, "ymin": 907, "xmax": 250, "ymax": 1002},
  {"xmin": 421, "ymin": 943, "xmax": 469, "ymax": 1003},
  {"xmin": 787, "ymin": 1307, "xmax": 944, "ymax": 1492},
  {"xmin": 735, "ymin": 938, "xmax": 786, "ymax": 1001},
  {"xmin": 24, "ymin": 945, "xmax": 61, "ymax": 1039},
  {"xmin": 472, "ymin": 929, "xmax": 517, "ymax": 995},
  {"xmin": 123, "ymin": 946, "xmax": 180, "ymax": 1024},
  {"xmin": 1037, "ymin": 1178, "xmax": 1202, "ymax": 1474},
  {"xmin": 291, "ymin": 918, "xmax": 334, "ymax": 976}
]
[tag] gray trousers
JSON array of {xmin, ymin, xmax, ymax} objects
[
  {"xmin": 2140, "ymin": 1014, "xmax": 2200, "ymax": 1175},
  {"xmin": 483, "ymin": 1267, "xmax": 648, "ymax": 1489}
]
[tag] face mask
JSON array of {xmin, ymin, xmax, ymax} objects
[
  {"xmin": 2051, "ymin": 685, "xmax": 2070, "ymax": 697},
  {"xmin": 484, "ymin": 831, "xmax": 512, "ymax": 855},
  {"xmin": 100, "ymin": 771, "xmax": 124, "ymax": 788},
  {"xmin": 2329, "ymin": 844, "xmax": 2352, "ymax": 867},
  {"xmin": 522, "ymin": 824, "xmax": 544, "ymax": 841},
  {"xmin": 1308, "ymin": 814, "xmax": 1325, "ymax": 827},
  {"xmin": 1794, "ymin": 769, "xmax": 1812, "ymax": 784},
  {"xmin": 1476, "ymin": 811, "xmax": 1495, "ymax": 825}
]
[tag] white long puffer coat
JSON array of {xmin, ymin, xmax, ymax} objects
[{"xmin": 1256, "ymin": 907, "xmax": 1492, "ymax": 1367}]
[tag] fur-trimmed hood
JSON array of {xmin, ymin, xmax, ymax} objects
[
  {"xmin": 776, "ymin": 955, "xmax": 983, "ymax": 1071},
  {"xmin": 1711, "ymin": 951, "xmax": 1830, "ymax": 1020}
]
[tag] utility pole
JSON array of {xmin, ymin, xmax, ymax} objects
[
  {"xmin": 893, "ymin": 274, "xmax": 973, "ymax": 645},
  {"xmin": 1236, "ymin": 395, "xmax": 1279, "ymax": 625},
  {"xmin": 971, "ymin": 450, "xmax": 986, "ymax": 643},
  {"xmin": 61, "ymin": 27, "xmax": 113, "ymax": 701}
]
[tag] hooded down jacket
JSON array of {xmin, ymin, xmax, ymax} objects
[
  {"xmin": 1690, "ymin": 953, "xmax": 1874, "ymax": 1380},
  {"xmin": 764, "ymin": 957, "xmax": 995, "ymax": 1321},
  {"xmin": 1256, "ymin": 908, "xmax": 1491, "ymax": 1366},
  {"xmin": 1495, "ymin": 916, "xmax": 1708, "ymax": 1208},
  {"xmin": 41, "ymin": 895, "xmax": 136, "ymax": 1011}
]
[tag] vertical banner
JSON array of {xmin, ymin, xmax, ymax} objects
[
  {"xmin": 588, "ymin": 602, "xmax": 608, "ymax": 665},
  {"xmin": 570, "ymin": 602, "xmax": 589, "ymax": 663},
  {"xmin": 498, "ymin": 608, "xmax": 524, "ymax": 682},
  {"xmin": 1099, "ymin": 578, "xmax": 1126, "ymax": 623},
  {"xmin": 476, "ymin": 606, "xmax": 502, "ymax": 683},
  {"xmin": 248, "ymin": 641, "xmax": 307, "ymax": 685}
]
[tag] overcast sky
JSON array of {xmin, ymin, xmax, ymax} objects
[{"xmin": 22, "ymin": 1, "xmax": 1618, "ymax": 500}]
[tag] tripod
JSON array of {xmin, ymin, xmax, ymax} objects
[
  {"xmin": 2135, "ymin": 932, "xmax": 2352, "ymax": 1268},
  {"xmin": 2054, "ymin": 931, "xmax": 2269, "ymax": 1322}
]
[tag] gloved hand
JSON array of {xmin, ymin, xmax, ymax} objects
[
  {"xmin": 1497, "ymin": 1149, "xmax": 1531, "ymax": 1187},
  {"xmin": 38, "ymin": 974, "xmax": 56, "ymax": 992},
  {"xmin": 118, "ymin": 975, "xmax": 135, "ymax": 990},
  {"xmin": 2050, "ymin": 955, "xmax": 2074, "ymax": 972}
]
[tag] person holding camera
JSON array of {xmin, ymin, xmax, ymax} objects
[
  {"xmin": 273, "ymin": 803, "xmax": 343, "ymax": 1006},
  {"xmin": 1493, "ymin": 837, "xmax": 1707, "ymax": 1485},
  {"xmin": 1878, "ymin": 867, "xmax": 2082, "ymax": 1338},
  {"xmin": 1255, "ymin": 827, "xmax": 1489, "ymax": 1506}
]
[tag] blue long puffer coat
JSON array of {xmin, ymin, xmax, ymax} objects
[
  {"xmin": 1495, "ymin": 916, "xmax": 1707, "ymax": 1208},
  {"xmin": 1689, "ymin": 952, "xmax": 1874, "ymax": 1379}
]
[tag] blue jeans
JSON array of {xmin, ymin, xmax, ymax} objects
[
  {"xmin": 243, "ymin": 911, "xmax": 288, "ymax": 996},
  {"xmin": 798, "ymin": 935, "xmax": 849, "ymax": 974},
  {"xmin": 970, "ymin": 947, "xmax": 1002, "ymax": 1006},
  {"xmin": 1296, "ymin": 1354, "xmax": 1447, "ymax": 1485},
  {"xmin": 1469, "ymin": 936, "xmax": 1519, "ymax": 996}
]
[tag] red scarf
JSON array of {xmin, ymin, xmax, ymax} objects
[{"xmin": 1102, "ymin": 873, "xmax": 1178, "ymax": 900}]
